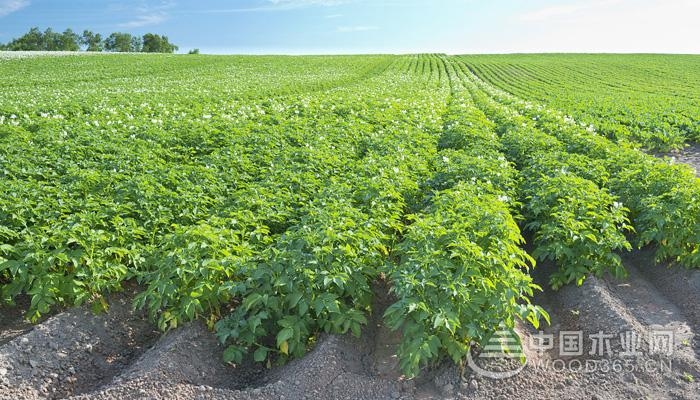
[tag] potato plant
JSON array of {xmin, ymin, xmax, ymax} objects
[{"xmin": 385, "ymin": 182, "xmax": 547, "ymax": 376}]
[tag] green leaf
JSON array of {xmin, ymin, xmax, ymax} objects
[
  {"xmin": 276, "ymin": 327, "xmax": 294, "ymax": 347},
  {"xmin": 254, "ymin": 347, "xmax": 269, "ymax": 362},
  {"xmin": 223, "ymin": 346, "xmax": 243, "ymax": 364}
]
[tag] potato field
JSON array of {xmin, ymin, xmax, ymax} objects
[{"xmin": 0, "ymin": 53, "xmax": 699, "ymax": 399}]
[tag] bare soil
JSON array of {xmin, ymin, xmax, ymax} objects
[
  {"xmin": 668, "ymin": 143, "xmax": 700, "ymax": 177},
  {"xmin": 0, "ymin": 297, "xmax": 35, "ymax": 346}
]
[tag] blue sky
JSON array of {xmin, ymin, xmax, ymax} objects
[{"xmin": 1, "ymin": 0, "xmax": 699, "ymax": 54}]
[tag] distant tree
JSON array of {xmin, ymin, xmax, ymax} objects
[
  {"xmin": 81, "ymin": 30, "xmax": 103, "ymax": 51},
  {"xmin": 164, "ymin": 36, "xmax": 178, "ymax": 53},
  {"xmin": 104, "ymin": 32, "xmax": 135, "ymax": 52},
  {"xmin": 131, "ymin": 36, "xmax": 143, "ymax": 52},
  {"xmin": 141, "ymin": 33, "xmax": 159, "ymax": 52},
  {"xmin": 4, "ymin": 27, "xmax": 44, "ymax": 50},
  {"xmin": 1, "ymin": 27, "xmax": 80, "ymax": 51},
  {"xmin": 141, "ymin": 33, "xmax": 178, "ymax": 53},
  {"xmin": 41, "ymin": 28, "xmax": 62, "ymax": 50},
  {"xmin": 1, "ymin": 27, "xmax": 179, "ymax": 53},
  {"xmin": 188, "ymin": 48, "xmax": 200, "ymax": 54},
  {"xmin": 59, "ymin": 29, "xmax": 81, "ymax": 51},
  {"xmin": 23, "ymin": 27, "xmax": 45, "ymax": 50}
]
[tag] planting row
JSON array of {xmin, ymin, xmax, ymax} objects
[{"xmin": 462, "ymin": 54, "xmax": 700, "ymax": 151}]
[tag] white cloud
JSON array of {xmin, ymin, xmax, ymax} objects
[
  {"xmin": 117, "ymin": 1, "xmax": 174, "ymax": 28},
  {"xmin": 118, "ymin": 14, "xmax": 168, "ymax": 28},
  {"xmin": 0, "ymin": 0, "xmax": 30, "ymax": 17},
  {"xmin": 518, "ymin": 0, "xmax": 623, "ymax": 22},
  {"xmin": 337, "ymin": 25, "xmax": 378, "ymax": 32}
]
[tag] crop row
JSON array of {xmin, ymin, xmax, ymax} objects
[
  {"xmin": 455, "ymin": 68, "xmax": 633, "ymax": 288},
  {"xmin": 384, "ymin": 58, "xmax": 547, "ymax": 375},
  {"xmin": 461, "ymin": 54, "xmax": 700, "ymax": 151},
  {"xmin": 457, "ymin": 61, "xmax": 700, "ymax": 271}
]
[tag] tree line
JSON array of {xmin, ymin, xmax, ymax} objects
[{"xmin": 0, "ymin": 28, "xmax": 178, "ymax": 53}]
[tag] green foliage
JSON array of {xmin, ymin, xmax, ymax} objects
[
  {"xmin": 142, "ymin": 33, "xmax": 178, "ymax": 53},
  {"xmin": 437, "ymin": 109, "xmax": 499, "ymax": 153},
  {"xmin": 464, "ymin": 71, "xmax": 633, "ymax": 288},
  {"xmin": 0, "ymin": 53, "xmax": 400, "ymax": 320},
  {"xmin": 216, "ymin": 190, "xmax": 390, "ymax": 365},
  {"xmin": 134, "ymin": 215, "xmax": 271, "ymax": 330},
  {"xmin": 104, "ymin": 32, "xmax": 138, "ymax": 53},
  {"xmin": 462, "ymin": 54, "xmax": 700, "ymax": 151},
  {"xmin": 428, "ymin": 148, "xmax": 517, "ymax": 195},
  {"xmin": 499, "ymin": 126, "xmax": 566, "ymax": 169},
  {"xmin": 608, "ymin": 155, "xmax": 700, "ymax": 266},
  {"xmin": 522, "ymin": 173, "xmax": 632, "ymax": 288},
  {"xmin": 386, "ymin": 182, "xmax": 548, "ymax": 377},
  {"xmin": 464, "ymin": 61, "xmax": 700, "ymax": 271},
  {"xmin": 384, "ymin": 67, "xmax": 547, "ymax": 377},
  {"xmin": 1, "ymin": 27, "xmax": 81, "ymax": 51},
  {"xmin": 1, "ymin": 53, "xmax": 697, "ymax": 380},
  {"xmin": 81, "ymin": 30, "xmax": 103, "ymax": 52}
]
